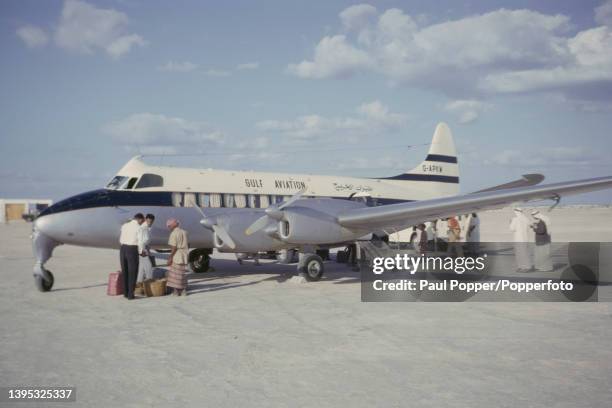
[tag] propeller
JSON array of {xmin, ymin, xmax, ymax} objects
[
  {"xmin": 245, "ymin": 188, "xmax": 306, "ymax": 235},
  {"xmin": 191, "ymin": 200, "xmax": 236, "ymax": 249}
]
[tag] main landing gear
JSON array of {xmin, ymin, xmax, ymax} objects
[
  {"xmin": 298, "ymin": 253, "xmax": 325, "ymax": 281},
  {"xmin": 189, "ymin": 248, "xmax": 212, "ymax": 273}
]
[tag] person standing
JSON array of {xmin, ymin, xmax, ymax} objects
[
  {"xmin": 434, "ymin": 219, "xmax": 446, "ymax": 251},
  {"xmin": 425, "ymin": 221, "xmax": 436, "ymax": 252},
  {"xmin": 166, "ymin": 218, "xmax": 190, "ymax": 296},
  {"xmin": 531, "ymin": 210, "xmax": 553, "ymax": 272},
  {"xmin": 466, "ymin": 213, "xmax": 480, "ymax": 255},
  {"xmin": 509, "ymin": 208, "xmax": 533, "ymax": 272},
  {"xmin": 447, "ymin": 216, "xmax": 464, "ymax": 257},
  {"xmin": 119, "ymin": 213, "xmax": 144, "ymax": 299},
  {"xmin": 137, "ymin": 214, "xmax": 156, "ymax": 286},
  {"xmin": 417, "ymin": 223, "xmax": 428, "ymax": 255}
]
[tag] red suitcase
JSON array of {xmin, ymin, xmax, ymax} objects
[{"xmin": 107, "ymin": 271, "xmax": 124, "ymax": 296}]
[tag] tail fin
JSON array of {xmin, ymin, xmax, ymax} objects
[{"xmin": 384, "ymin": 122, "xmax": 460, "ymax": 196}]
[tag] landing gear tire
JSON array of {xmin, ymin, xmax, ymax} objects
[
  {"xmin": 299, "ymin": 254, "xmax": 324, "ymax": 282},
  {"xmin": 189, "ymin": 249, "xmax": 211, "ymax": 273},
  {"xmin": 35, "ymin": 271, "xmax": 54, "ymax": 292}
]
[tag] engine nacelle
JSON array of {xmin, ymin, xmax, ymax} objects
[{"xmin": 278, "ymin": 207, "xmax": 365, "ymax": 245}]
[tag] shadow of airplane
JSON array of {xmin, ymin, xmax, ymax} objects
[
  {"xmin": 51, "ymin": 282, "xmax": 108, "ymax": 292},
  {"xmin": 49, "ymin": 257, "xmax": 363, "ymax": 294}
]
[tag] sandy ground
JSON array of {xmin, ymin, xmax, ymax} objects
[
  {"xmin": 478, "ymin": 206, "xmax": 612, "ymax": 242},
  {"xmin": 1, "ymin": 207, "xmax": 612, "ymax": 407}
]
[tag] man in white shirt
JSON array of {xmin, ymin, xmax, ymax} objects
[
  {"xmin": 119, "ymin": 213, "xmax": 144, "ymax": 299},
  {"xmin": 137, "ymin": 214, "xmax": 155, "ymax": 284}
]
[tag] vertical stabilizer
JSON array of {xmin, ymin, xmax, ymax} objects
[{"xmin": 382, "ymin": 122, "xmax": 460, "ymax": 196}]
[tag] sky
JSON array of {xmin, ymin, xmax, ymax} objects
[{"xmin": 1, "ymin": 0, "xmax": 612, "ymax": 203}]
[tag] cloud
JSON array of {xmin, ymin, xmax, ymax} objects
[
  {"xmin": 53, "ymin": 0, "xmax": 145, "ymax": 58},
  {"xmin": 158, "ymin": 61, "xmax": 198, "ymax": 72},
  {"xmin": 595, "ymin": 0, "xmax": 612, "ymax": 27},
  {"xmin": 340, "ymin": 4, "xmax": 377, "ymax": 32},
  {"xmin": 102, "ymin": 113, "xmax": 224, "ymax": 154},
  {"xmin": 481, "ymin": 26, "xmax": 612, "ymax": 95},
  {"xmin": 256, "ymin": 100, "xmax": 407, "ymax": 140},
  {"xmin": 287, "ymin": 35, "xmax": 373, "ymax": 79},
  {"xmin": 443, "ymin": 100, "xmax": 491, "ymax": 124},
  {"xmin": 236, "ymin": 62, "xmax": 259, "ymax": 70},
  {"xmin": 204, "ymin": 68, "xmax": 232, "ymax": 77},
  {"xmin": 357, "ymin": 100, "xmax": 407, "ymax": 127},
  {"xmin": 16, "ymin": 25, "xmax": 49, "ymax": 48},
  {"xmin": 289, "ymin": 4, "xmax": 612, "ymax": 104},
  {"xmin": 484, "ymin": 147, "xmax": 605, "ymax": 167}
]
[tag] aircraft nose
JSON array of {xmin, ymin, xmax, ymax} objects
[{"xmin": 34, "ymin": 212, "xmax": 56, "ymax": 237}]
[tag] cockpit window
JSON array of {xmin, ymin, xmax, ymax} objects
[
  {"xmin": 106, "ymin": 176, "xmax": 128, "ymax": 190},
  {"xmin": 135, "ymin": 173, "xmax": 164, "ymax": 189},
  {"xmin": 126, "ymin": 177, "xmax": 138, "ymax": 189}
]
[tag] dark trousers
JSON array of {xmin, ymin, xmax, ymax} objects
[{"xmin": 120, "ymin": 245, "xmax": 139, "ymax": 298}]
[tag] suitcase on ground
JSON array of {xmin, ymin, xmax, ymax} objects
[{"xmin": 107, "ymin": 271, "xmax": 124, "ymax": 296}]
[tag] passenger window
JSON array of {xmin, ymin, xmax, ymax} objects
[
  {"xmin": 172, "ymin": 192, "xmax": 184, "ymax": 207},
  {"xmin": 224, "ymin": 194, "xmax": 235, "ymax": 208},
  {"xmin": 210, "ymin": 193, "xmax": 222, "ymax": 208},
  {"xmin": 199, "ymin": 193, "xmax": 210, "ymax": 208},
  {"xmin": 126, "ymin": 177, "xmax": 138, "ymax": 189},
  {"xmin": 135, "ymin": 174, "xmax": 164, "ymax": 189},
  {"xmin": 270, "ymin": 195, "xmax": 284, "ymax": 205},
  {"xmin": 259, "ymin": 195, "xmax": 270, "ymax": 208},
  {"xmin": 184, "ymin": 193, "xmax": 196, "ymax": 207},
  {"xmin": 235, "ymin": 194, "xmax": 247, "ymax": 208},
  {"xmin": 248, "ymin": 194, "xmax": 260, "ymax": 208}
]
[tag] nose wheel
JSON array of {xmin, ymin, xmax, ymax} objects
[{"xmin": 34, "ymin": 270, "xmax": 54, "ymax": 292}]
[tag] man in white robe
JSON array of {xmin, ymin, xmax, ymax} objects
[{"xmin": 509, "ymin": 208, "xmax": 533, "ymax": 272}]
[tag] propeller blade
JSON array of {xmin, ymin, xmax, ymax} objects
[
  {"xmin": 244, "ymin": 215, "xmax": 269, "ymax": 236},
  {"xmin": 278, "ymin": 188, "xmax": 307, "ymax": 210},
  {"xmin": 245, "ymin": 188, "xmax": 306, "ymax": 235},
  {"xmin": 212, "ymin": 225, "xmax": 236, "ymax": 249},
  {"xmin": 190, "ymin": 199, "xmax": 214, "ymax": 228},
  {"xmin": 189, "ymin": 198, "xmax": 207, "ymax": 218}
]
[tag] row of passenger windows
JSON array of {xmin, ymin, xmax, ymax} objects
[
  {"xmin": 172, "ymin": 192, "xmax": 298, "ymax": 209},
  {"xmin": 172, "ymin": 192, "xmax": 382, "ymax": 208}
]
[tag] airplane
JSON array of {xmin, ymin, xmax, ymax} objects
[{"xmin": 32, "ymin": 123, "xmax": 612, "ymax": 291}]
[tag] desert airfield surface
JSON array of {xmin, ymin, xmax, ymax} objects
[{"xmin": 1, "ymin": 207, "xmax": 612, "ymax": 407}]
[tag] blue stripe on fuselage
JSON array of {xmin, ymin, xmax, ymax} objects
[{"xmin": 38, "ymin": 189, "xmax": 416, "ymax": 217}]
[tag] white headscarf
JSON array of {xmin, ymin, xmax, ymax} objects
[{"xmin": 531, "ymin": 209, "xmax": 551, "ymax": 227}]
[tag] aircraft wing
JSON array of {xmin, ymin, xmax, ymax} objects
[
  {"xmin": 338, "ymin": 176, "xmax": 612, "ymax": 230},
  {"xmin": 471, "ymin": 173, "xmax": 544, "ymax": 193}
]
